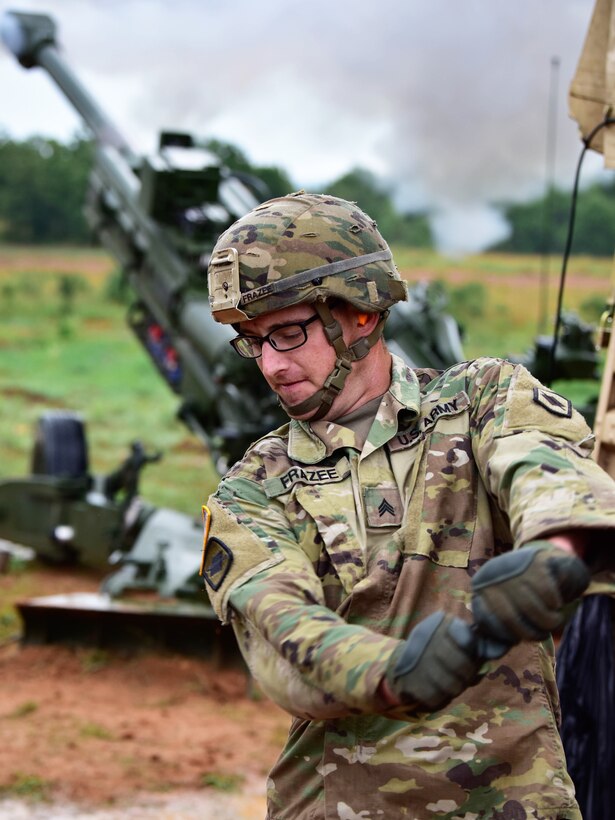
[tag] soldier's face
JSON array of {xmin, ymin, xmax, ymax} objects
[{"xmin": 238, "ymin": 303, "xmax": 352, "ymax": 417}]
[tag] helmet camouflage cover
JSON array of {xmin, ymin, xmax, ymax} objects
[{"xmin": 208, "ymin": 192, "xmax": 407, "ymax": 323}]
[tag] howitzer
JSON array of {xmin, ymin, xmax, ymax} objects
[{"xmin": 0, "ymin": 10, "xmax": 464, "ymax": 654}]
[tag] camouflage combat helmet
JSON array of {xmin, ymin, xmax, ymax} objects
[
  {"xmin": 207, "ymin": 192, "xmax": 408, "ymax": 420},
  {"xmin": 208, "ymin": 191, "xmax": 406, "ymax": 322}
]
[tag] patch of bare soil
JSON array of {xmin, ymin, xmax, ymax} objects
[
  {"xmin": 0, "ymin": 249, "xmax": 115, "ymax": 279},
  {"xmin": 0, "ymin": 562, "xmax": 289, "ymax": 818},
  {"xmin": 0, "ymin": 386, "xmax": 68, "ymax": 407},
  {"xmin": 401, "ymin": 266, "xmax": 609, "ymax": 292}
]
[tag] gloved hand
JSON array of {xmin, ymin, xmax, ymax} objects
[
  {"xmin": 385, "ymin": 611, "xmax": 484, "ymax": 712},
  {"xmin": 471, "ymin": 540, "xmax": 591, "ymax": 644}
]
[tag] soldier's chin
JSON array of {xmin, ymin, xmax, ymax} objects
[{"xmin": 278, "ymin": 395, "xmax": 321, "ymax": 421}]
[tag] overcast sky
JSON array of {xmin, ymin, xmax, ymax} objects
[{"xmin": 0, "ymin": 0, "xmax": 608, "ymax": 252}]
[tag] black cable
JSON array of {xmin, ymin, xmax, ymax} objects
[{"xmin": 546, "ymin": 115, "xmax": 615, "ymax": 387}]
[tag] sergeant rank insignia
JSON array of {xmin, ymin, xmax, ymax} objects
[
  {"xmin": 532, "ymin": 387, "xmax": 572, "ymax": 418},
  {"xmin": 200, "ymin": 505, "xmax": 234, "ymax": 591}
]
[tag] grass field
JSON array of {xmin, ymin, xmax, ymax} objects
[
  {"xmin": 0, "ymin": 245, "xmax": 219, "ymax": 515},
  {"xmin": 0, "ymin": 244, "xmax": 612, "ymax": 514}
]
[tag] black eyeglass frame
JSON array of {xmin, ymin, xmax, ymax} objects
[{"xmin": 229, "ymin": 314, "xmax": 320, "ymax": 359}]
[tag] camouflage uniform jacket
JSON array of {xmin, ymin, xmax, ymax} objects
[{"xmin": 203, "ymin": 355, "xmax": 615, "ymax": 820}]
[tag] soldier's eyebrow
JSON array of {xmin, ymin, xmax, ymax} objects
[
  {"xmin": 241, "ymin": 315, "xmax": 317, "ymax": 336},
  {"xmin": 269, "ymin": 317, "xmax": 310, "ymax": 331}
]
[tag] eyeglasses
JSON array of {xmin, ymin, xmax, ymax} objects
[{"xmin": 230, "ymin": 314, "xmax": 320, "ymax": 359}]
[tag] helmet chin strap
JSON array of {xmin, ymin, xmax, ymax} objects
[{"xmin": 280, "ymin": 301, "xmax": 388, "ymax": 421}]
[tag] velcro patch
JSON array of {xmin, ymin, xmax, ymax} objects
[
  {"xmin": 203, "ymin": 496, "xmax": 285, "ymax": 622},
  {"xmin": 533, "ymin": 387, "xmax": 572, "ymax": 418},
  {"xmin": 364, "ymin": 487, "xmax": 403, "ymax": 527},
  {"xmin": 389, "ymin": 392, "xmax": 470, "ymax": 452},
  {"xmin": 387, "ymin": 426, "xmax": 422, "ymax": 453},
  {"xmin": 496, "ymin": 366, "xmax": 589, "ymax": 441},
  {"xmin": 264, "ymin": 457, "xmax": 350, "ymax": 497},
  {"xmin": 201, "ymin": 537, "xmax": 234, "ymax": 591}
]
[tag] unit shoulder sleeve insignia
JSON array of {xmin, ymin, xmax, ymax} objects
[
  {"xmin": 200, "ymin": 505, "xmax": 233, "ymax": 591},
  {"xmin": 532, "ymin": 387, "xmax": 572, "ymax": 418},
  {"xmin": 495, "ymin": 366, "xmax": 589, "ymax": 440},
  {"xmin": 201, "ymin": 537, "xmax": 234, "ymax": 591}
]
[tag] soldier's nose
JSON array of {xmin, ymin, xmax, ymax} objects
[{"xmin": 259, "ymin": 342, "xmax": 289, "ymax": 380}]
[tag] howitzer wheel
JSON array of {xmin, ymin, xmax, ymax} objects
[{"xmin": 31, "ymin": 411, "xmax": 89, "ymax": 478}]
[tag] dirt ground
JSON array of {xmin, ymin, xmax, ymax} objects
[{"xmin": 0, "ymin": 556, "xmax": 290, "ymax": 819}]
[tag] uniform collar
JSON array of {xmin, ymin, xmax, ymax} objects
[{"xmin": 287, "ymin": 354, "xmax": 421, "ymax": 463}]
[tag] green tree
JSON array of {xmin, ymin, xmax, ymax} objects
[
  {"xmin": 203, "ymin": 138, "xmax": 294, "ymax": 200},
  {"xmin": 0, "ymin": 136, "xmax": 92, "ymax": 243},
  {"xmin": 390, "ymin": 212, "xmax": 434, "ymax": 247},
  {"xmin": 573, "ymin": 182, "xmax": 615, "ymax": 256},
  {"xmin": 491, "ymin": 180, "xmax": 615, "ymax": 257},
  {"xmin": 326, "ymin": 167, "xmax": 433, "ymax": 247},
  {"xmin": 327, "ymin": 167, "xmax": 398, "ymax": 234}
]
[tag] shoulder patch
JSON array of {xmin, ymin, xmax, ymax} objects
[
  {"xmin": 203, "ymin": 496, "xmax": 285, "ymax": 623},
  {"xmin": 495, "ymin": 366, "xmax": 590, "ymax": 443},
  {"xmin": 201, "ymin": 537, "xmax": 234, "ymax": 591},
  {"xmin": 533, "ymin": 387, "xmax": 572, "ymax": 418}
]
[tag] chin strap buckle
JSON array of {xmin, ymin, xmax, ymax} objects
[{"xmin": 325, "ymin": 358, "xmax": 353, "ymax": 393}]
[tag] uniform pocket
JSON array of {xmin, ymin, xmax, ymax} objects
[
  {"xmin": 296, "ymin": 480, "xmax": 365, "ymax": 594},
  {"xmin": 398, "ymin": 430, "xmax": 477, "ymax": 567}
]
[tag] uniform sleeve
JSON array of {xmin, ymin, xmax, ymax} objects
[
  {"xmin": 470, "ymin": 360, "xmax": 615, "ymax": 550},
  {"xmin": 204, "ymin": 462, "xmax": 401, "ymax": 720}
]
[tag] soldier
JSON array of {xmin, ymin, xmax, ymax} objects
[{"xmin": 201, "ymin": 192, "xmax": 615, "ymax": 819}]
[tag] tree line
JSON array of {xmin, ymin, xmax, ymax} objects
[
  {"xmin": 492, "ymin": 182, "xmax": 615, "ymax": 257},
  {"xmin": 0, "ymin": 133, "xmax": 613, "ymax": 255}
]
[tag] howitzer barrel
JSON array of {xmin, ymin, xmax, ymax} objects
[{"xmin": 1, "ymin": 11, "xmax": 137, "ymax": 164}]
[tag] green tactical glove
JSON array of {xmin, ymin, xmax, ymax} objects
[
  {"xmin": 471, "ymin": 540, "xmax": 591, "ymax": 644},
  {"xmin": 385, "ymin": 611, "xmax": 484, "ymax": 712}
]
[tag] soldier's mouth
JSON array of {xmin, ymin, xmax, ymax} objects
[{"xmin": 274, "ymin": 380, "xmax": 310, "ymax": 401}]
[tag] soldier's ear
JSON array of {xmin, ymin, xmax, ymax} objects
[{"xmin": 355, "ymin": 311, "xmax": 379, "ymax": 333}]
